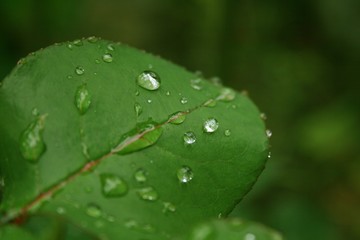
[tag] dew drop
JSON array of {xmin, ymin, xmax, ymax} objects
[
  {"xmin": 67, "ymin": 43, "xmax": 73, "ymax": 50},
  {"xmin": 183, "ymin": 131, "xmax": 196, "ymax": 145},
  {"xmin": 95, "ymin": 59, "xmax": 100, "ymax": 64},
  {"xmin": 87, "ymin": 36, "xmax": 99, "ymax": 43},
  {"xmin": 168, "ymin": 112, "xmax": 186, "ymax": 124},
  {"xmin": 244, "ymin": 233, "xmax": 256, "ymax": 240},
  {"xmin": 137, "ymin": 187, "xmax": 158, "ymax": 201},
  {"xmin": 135, "ymin": 90, "xmax": 140, "ymax": 96},
  {"xmin": 102, "ymin": 53, "xmax": 113, "ymax": 63},
  {"xmin": 267, "ymin": 151, "xmax": 272, "ymax": 159},
  {"xmin": 180, "ymin": 97, "xmax": 188, "ymax": 104},
  {"xmin": 75, "ymin": 66, "xmax": 85, "ymax": 75},
  {"xmin": 266, "ymin": 129, "xmax": 272, "ymax": 138},
  {"xmin": 190, "ymin": 78, "xmax": 204, "ymax": 90},
  {"xmin": 162, "ymin": 202, "xmax": 176, "ymax": 213},
  {"xmin": 260, "ymin": 113, "xmax": 267, "ymax": 120},
  {"xmin": 203, "ymin": 118, "xmax": 219, "ymax": 133},
  {"xmin": 147, "ymin": 99, "xmax": 152, "ymax": 104},
  {"xmin": 218, "ymin": 88, "xmax": 236, "ymax": 102},
  {"xmin": 204, "ymin": 99, "xmax": 216, "ymax": 107},
  {"xmin": 75, "ymin": 84, "xmax": 91, "ymax": 115},
  {"xmin": 107, "ymin": 44, "xmax": 115, "ymax": 51},
  {"xmin": 136, "ymin": 70, "xmax": 161, "ymax": 90},
  {"xmin": 210, "ymin": 76, "xmax": 223, "ymax": 86},
  {"xmin": 190, "ymin": 223, "xmax": 215, "ymax": 240},
  {"xmin": 124, "ymin": 219, "xmax": 139, "ymax": 229},
  {"xmin": 165, "ymin": 91, "xmax": 171, "ymax": 96},
  {"xmin": 224, "ymin": 129, "xmax": 231, "ymax": 136},
  {"xmin": 67, "ymin": 75, "xmax": 73, "ymax": 79},
  {"xmin": 134, "ymin": 168, "xmax": 147, "ymax": 183},
  {"xmin": 100, "ymin": 173, "xmax": 128, "ymax": 198},
  {"xmin": 177, "ymin": 166, "xmax": 194, "ymax": 183},
  {"xmin": 86, "ymin": 203, "xmax": 102, "ymax": 218},
  {"xmin": 56, "ymin": 207, "xmax": 66, "ymax": 215},
  {"xmin": 19, "ymin": 114, "xmax": 47, "ymax": 162},
  {"xmin": 134, "ymin": 102, "xmax": 142, "ymax": 117},
  {"xmin": 31, "ymin": 108, "xmax": 39, "ymax": 116},
  {"xmin": 73, "ymin": 39, "xmax": 83, "ymax": 46}
]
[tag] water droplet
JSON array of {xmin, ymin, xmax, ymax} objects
[
  {"xmin": 107, "ymin": 44, "xmax": 115, "ymax": 51},
  {"xmin": 135, "ymin": 90, "xmax": 140, "ymax": 96},
  {"xmin": 218, "ymin": 88, "xmax": 236, "ymax": 102},
  {"xmin": 102, "ymin": 53, "xmax": 113, "ymax": 63},
  {"xmin": 137, "ymin": 187, "xmax": 158, "ymax": 201},
  {"xmin": 177, "ymin": 166, "xmax": 193, "ymax": 183},
  {"xmin": 67, "ymin": 75, "xmax": 73, "ymax": 79},
  {"xmin": 147, "ymin": 99, "xmax": 152, "ymax": 104},
  {"xmin": 75, "ymin": 84, "xmax": 91, "ymax": 115},
  {"xmin": 183, "ymin": 131, "xmax": 196, "ymax": 145},
  {"xmin": 134, "ymin": 102, "xmax": 142, "ymax": 116},
  {"xmin": 190, "ymin": 223, "xmax": 215, "ymax": 240},
  {"xmin": 231, "ymin": 104, "xmax": 237, "ymax": 109},
  {"xmin": 19, "ymin": 114, "xmax": 47, "ymax": 162},
  {"xmin": 267, "ymin": 151, "xmax": 272, "ymax": 159},
  {"xmin": 260, "ymin": 113, "xmax": 267, "ymax": 120},
  {"xmin": 114, "ymin": 119, "xmax": 163, "ymax": 155},
  {"xmin": 210, "ymin": 76, "xmax": 222, "ymax": 86},
  {"xmin": 124, "ymin": 219, "xmax": 139, "ymax": 229},
  {"xmin": 100, "ymin": 173, "xmax": 128, "ymax": 198},
  {"xmin": 67, "ymin": 43, "xmax": 73, "ymax": 50},
  {"xmin": 204, "ymin": 99, "xmax": 216, "ymax": 107},
  {"xmin": 180, "ymin": 97, "xmax": 188, "ymax": 104},
  {"xmin": 266, "ymin": 129, "xmax": 272, "ymax": 138},
  {"xmin": 224, "ymin": 129, "xmax": 231, "ymax": 136},
  {"xmin": 86, "ymin": 203, "xmax": 102, "ymax": 218},
  {"xmin": 148, "ymin": 64, "xmax": 153, "ymax": 69},
  {"xmin": 165, "ymin": 91, "xmax": 171, "ymax": 96},
  {"xmin": 106, "ymin": 215, "xmax": 115, "ymax": 223},
  {"xmin": 57, "ymin": 207, "xmax": 66, "ymax": 215},
  {"xmin": 31, "ymin": 108, "xmax": 39, "ymax": 116},
  {"xmin": 190, "ymin": 78, "xmax": 204, "ymax": 90},
  {"xmin": 87, "ymin": 36, "xmax": 99, "ymax": 43},
  {"xmin": 203, "ymin": 118, "xmax": 219, "ymax": 133},
  {"xmin": 244, "ymin": 233, "xmax": 256, "ymax": 240},
  {"xmin": 162, "ymin": 202, "xmax": 176, "ymax": 213},
  {"xmin": 73, "ymin": 39, "xmax": 83, "ymax": 46},
  {"xmin": 134, "ymin": 168, "xmax": 147, "ymax": 183},
  {"xmin": 136, "ymin": 70, "xmax": 161, "ymax": 91},
  {"xmin": 75, "ymin": 66, "xmax": 85, "ymax": 75},
  {"xmin": 168, "ymin": 112, "xmax": 186, "ymax": 124},
  {"xmin": 95, "ymin": 59, "xmax": 100, "ymax": 64}
]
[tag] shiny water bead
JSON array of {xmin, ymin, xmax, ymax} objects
[{"xmin": 137, "ymin": 70, "xmax": 161, "ymax": 90}]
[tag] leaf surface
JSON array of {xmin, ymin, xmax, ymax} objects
[{"xmin": 0, "ymin": 38, "xmax": 269, "ymax": 239}]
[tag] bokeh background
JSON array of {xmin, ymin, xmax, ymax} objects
[{"xmin": 1, "ymin": 0, "xmax": 359, "ymax": 239}]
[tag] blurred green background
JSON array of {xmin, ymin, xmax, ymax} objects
[{"xmin": 1, "ymin": 0, "xmax": 359, "ymax": 239}]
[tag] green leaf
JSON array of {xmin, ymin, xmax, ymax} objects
[
  {"xmin": 0, "ymin": 38, "xmax": 269, "ymax": 239},
  {"xmin": 188, "ymin": 218, "xmax": 283, "ymax": 240}
]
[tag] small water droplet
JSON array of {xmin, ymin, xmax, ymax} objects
[
  {"xmin": 210, "ymin": 76, "xmax": 222, "ymax": 86},
  {"xmin": 134, "ymin": 168, "xmax": 147, "ymax": 183},
  {"xmin": 266, "ymin": 129, "xmax": 272, "ymax": 138},
  {"xmin": 137, "ymin": 70, "xmax": 161, "ymax": 91},
  {"xmin": 73, "ymin": 39, "xmax": 83, "ymax": 46},
  {"xmin": 148, "ymin": 64, "xmax": 153, "ymax": 69},
  {"xmin": 134, "ymin": 102, "xmax": 142, "ymax": 116},
  {"xmin": 147, "ymin": 99, "xmax": 152, "ymax": 104},
  {"xmin": 102, "ymin": 53, "xmax": 113, "ymax": 63},
  {"xmin": 244, "ymin": 233, "xmax": 256, "ymax": 240},
  {"xmin": 190, "ymin": 78, "xmax": 204, "ymax": 90},
  {"xmin": 19, "ymin": 114, "xmax": 47, "ymax": 162},
  {"xmin": 100, "ymin": 173, "xmax": 128, "ymax": 198},
  {"xmin": 107, "ymin": 44, "xmax": 115, "ymax": 51},
  {"xmin": 124, "ymin": 219, "xmax": 139, "ymax": 229},
  {"xmin": 67, "ymin": 75, "xmax": 73, "ymax": 79},
  {"xmin": 203, "ymin": 118, "xmax": 219, "ymax": 133},
  {"xmin": 180, "ymin": 97, "xmax": 188, "ymax": 104},
  {"xmin": 31, "ymin": 108, "xmax": 39, "ymax": 116},
  {"xmin": 75, "ymin": 66, "xmax": 85, "ymax": 75},
  {"xmin": 231, "ymin": 104, "xmax": 237, "ymax": 109},
  {"xmin": 57, "ymin": 207, "xmax": 66, "ymax": 215},
  {"xmin": 190, "ymin": 223, "xmax": 215, "ymax": 240},
  {"xmin": 87, "ymin": 36, "xmax": 99, "ymax": 43},
  {"xmin": 168, "ymin": 112, "xmax": 186, "ymax": 124},
  {"xmin": 267, "ymin": 151, "xmax": 272, "ymax": 159},
  {"xmin": 162, "ymin": 202, "xmax": 176, "ymax": 213},
  {"xmin": 86, "ymin": 203, "xmax": 102, "ymax": 218},
  {"xmin": 165, "ymin": 91, "xmax": 171, "ymax": 96},
  {"xmin": 135, "ymin": 90, "xmax": 140, "ymax": 96},
  {"xmin": 260, "ymin": 113, "xmax": 267, "ymax": 120},
  {"xmin": 183, "ymin": 131, "xmax": 196, "ymax": 145},
  {"xmin": 137, "ymin": 187, "xmax": 158, "ymax": 201},
  {"xmin": 224, "ymin": 129, "xmax": 231, "ymax": 136},
  {"xmin": 218, "ymin": 88, "xmax": 236, "ymax": 102},
  {"xmin": 67, "ymin": 43, "xmax": 73, "ymax": 50},
  {"xmin": 177, "ymin": 166, "xmax": 193, "ymax": 183},
  {"xmin": 204, "ymin": 99, "xmax": 216, "ymax": 107},
  {"xmin": 75, "ymin": 84, "xmax": 91, "ymax": 115},
  {"xmin": 95, "ymin": 59, "xmax": 100, "ymax": 64}
]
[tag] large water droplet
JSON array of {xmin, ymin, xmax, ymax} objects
[
  {"xmin": 134, "ymin": 102, "xmax": 142, "ymax": 117},
  {"xmin": 107, "ymin": 44, "xmax": 115, "ymax": 51},
  {"xmin": 266, "ymin": 129, "xmax": 272, "ymax": 138},
  {"xmin": 180, "ymin": 97, "xmax": 188, "ymax": 104},
  {"xmin": 190, "ymin": 78, "xmax": 204, "ymax": 90},
  {"xmin": 168, "ymin": 111, "xmax": 186, "ymax": 124},
  {"xmin": 136, "ymin": 71, "xmax": 161, "ymax": 91},
  {"xmin": 134, "ymin": 168, "xmax": 147, "ymax": 183},
  {"xmin": 162, "ymin": 202, "xmax": 176, "ymax": 213},
  {"xmin": 177, "ymin": 166, "xmax": 194, "ymax": 183},
  {"xmin": 100, "ymin": 173, "xmax": 128, "ymax": 198},
  {"xmin": 73, "ymin": 39, "xmax": 83, "ymax": 46},
  {"xmin": 19, "ymin": 114, "xmax": 47, "ymax": 162},
  {"xmin": 87, "ymin": 36, "xmax": 99, "ymax": 43},
  {"xmin": 75, "ymin": 66, "xmax": 85, "ymax": 75},
  {"xmin": 137, "ymin": 187, "xmax": 158, "ymax": 201},
  {"xmin": 86, "ymin": 203, "xmax": 102, "ymax": 218},
  {"xmin": 224, "ymin": 129, "xmax": 231, "ymax": 136},
  {"xmin": 113, "ymin": 119, "xmax": 163, "ymax": 155},
  {"xmin": 183, "ymin": 131, "xmax": 196, "ymax": 145},
  {"xmin": 218, "ymin": 88, "xmax": 236, "ymax": 102},
  {"xmin": 102, "ymin": 53, "xmax": 113, "ymax": 63},
  {"xmin": 75, "ymin": 84, "xmax": 91, "ymax": 115},
  {"xmin": 203, "ymin": 118, "xmax": 219, "ymax": 133}
]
